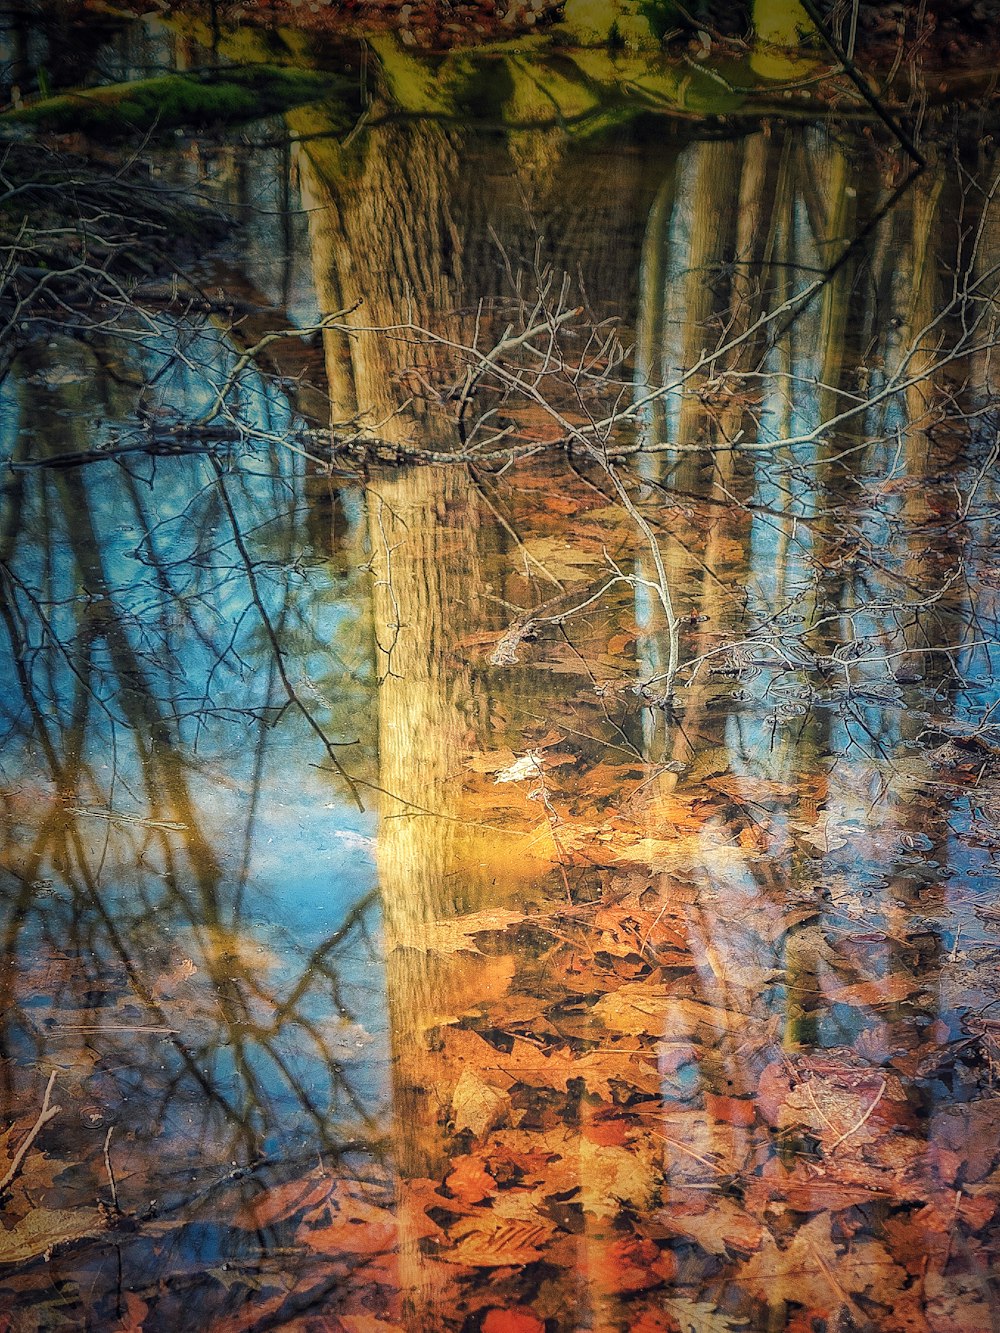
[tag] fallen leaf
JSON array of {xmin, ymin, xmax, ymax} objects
[
  {"xmin": 590, "ymin": 1236, "xmax": 674, "ymax": 1293},
  {"xmin": 504, "ymin": 1037, "xmax": 662, "ymax": 1099},
  {"xmin": 116, "ymin": 1291, "xmax": 148, "ymax": 1332},
  {"xmin": 445, "ymin": 1154, "xmax": 497, "ymax": 1206},
  {"xmin": 739, "ymin": 1213, "xmax": 904, "ymax": 1320},
  {"xmin": 827, "ymin": 973, "xmax": 924, "ymax": 1008},
  {"xmin": 298, "ymin": 1192, "xmax": 397, "ymax": 1260},
  {"xmin": 654, "ymin": 1194, "xmax": 764, "ymax": 1256},
  {"xmin": 481, "ymin": 1308, "xmax": 545, "ymax": 1333},
  {"xmin": 0, "ymin": 1207, "xmax": 102, "ymax": 1264},
  {"xmin": 338, "ymin": 1320, "xmax": 404, "ymax": 1333},
  {"xmin": 704, "ymin": 1092, "xmax": 756, "ymax": 1127},
  {"xmin": 235, "ymin": 1171, "xmax": 330, "ymax": 1230},
  {"xmin": 658, "ymin": 1298, "xmax": 746, "ymax": 1332},
  {"xmin": 443, "ymin": 1216, "xmax": 554, "ymax": 1267},
  {"xmin": 495, "ymin": 753, "xmax": 545, "ymax": 784},
  {"xmin": 451, "ymin": 1067, "xmax": 511, "ymax": 1138},
  {"xmin": 412, "ymin": 911, "xmax": 527, "ymax": 954},
  {"xmin": 578, "ymin": 1138, "xmax": 661, "ymax": 1219}
]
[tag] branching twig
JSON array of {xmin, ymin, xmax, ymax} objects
[{"xmin": 0, "ymin": 1072, "xmax": 60, "ymax": 1196}]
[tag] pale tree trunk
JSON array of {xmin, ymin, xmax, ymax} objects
[{"xmin": 297, "ymin": 107, "xmax": 678, "ymax": 1327}]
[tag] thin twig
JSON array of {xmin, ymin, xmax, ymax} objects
[
  {"xmin": 103, "ymin": 1126, "xmax": 121, "ymax": 1214},
  {"xmin": 827, "ymin": 1079, "xmax": 886, "ymax": 1150},
  {"xmin": 0, "ymin": 1072, "xmax": 60, "ymax": 1195}
]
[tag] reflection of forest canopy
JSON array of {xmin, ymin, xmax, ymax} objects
[{"xmin": 3, "ymin": 12, "xmax": 1000, "ymax": 1327}]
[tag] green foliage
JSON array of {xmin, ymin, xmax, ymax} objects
[{"xmin": 7, "ymin": 66, "xmax": 351, "ymax": 140}]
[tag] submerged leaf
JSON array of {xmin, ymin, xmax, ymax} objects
[
  {"xmin": 451, "ymin": 1068, "xmax": 511, "ymax": 1138},
  {"xmin": 0, "ymin": 1208, "xmax": 102, "ymax": 1264},
  {"xmin": 235, "ymin": 1171, "xmax": 330, "ymax": 1230},
  {"xmin": 444, "ymin": 1216, "xmax": 554, "ymax": 1267}
]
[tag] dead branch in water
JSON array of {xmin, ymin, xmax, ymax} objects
[{"xmin": 0, "ymin": 1072, "xmax": 61, "ymax": 1196}]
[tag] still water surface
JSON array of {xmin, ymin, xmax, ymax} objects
[{"xmin": 2, "ymin": 29, "xmax": 1000, "ymax": 1331}]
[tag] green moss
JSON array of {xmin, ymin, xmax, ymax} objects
[
  {"xmin": 163, "ymin": 15, "xmax": 299, "ymax": 66},
  {"xmin": 503, "ymin": 55, "xmax": 601, "ymax": 124},
  {"xmin": 286, "ymin": 102, "xmax": 352, "ymax": 180},
  {"xmin": 566, "ymin": 48, "xmax": 741, "ymax": 114},
  {"xmin": 565, "ymin": 105, "xmax": 641, "ymax": 140},
  {"xmin": 6, "ymin": 66, "xmax": 353, "ymax": 140},
  {"xmin": 442, "ymin": 53, "xmax": 516, "ymax": 121},
  {"xmin": 561, "ymin": 0, "xmax": 658, "ymax": 47},
  {"xmin": 368, "ymin": 36, "xmax": 457, "ymax": 116},
  {"xmin": 750, "ymin": 0, "xmax": 820, "ymax": 80}
]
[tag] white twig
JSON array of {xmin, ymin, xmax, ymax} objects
[{"xmin": 0, "ymin": 1071, "xmax": 60, "ymax": 1195}]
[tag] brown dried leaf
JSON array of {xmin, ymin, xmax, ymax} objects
[
  {"xmin": 298, "ymin": 1189, "xmax": 397, "ymax": 1259},
  {"xmin": 505, "ymin": 1037, "xmax": 661, "ymax": 1099},
  {"xmin": 654, "ymin": 1194, "xmax": 764, "ymax": 1256},
  {"xmin": 590, "ymin": 1236, "xmax": 674, "ymax": 1293},
  {"xmin": 443, "ymin": 1216, "xmax": 554, "ymax": 1267},
  {"xmin": 451, "ymin": 1068, "xmax": 511, "ymax": 1138},
  {"xmin": 595, "ymin": 984, "xmax": 741, "ymax": 1040},
  {"xmin": 739, "ymin": 1213, "xmax": 904, "ymax": 1319},
  {"xmin": 235, "ymin": 1170, "xmax": 330, "ymax": 1230},
  {"xmin": 827, "ymin": 973, "xmax": 924, "ymax": 1008},
  {"xmin": 578, "ymin": 1138, "xmax": 661, "ymax": 1219},
  {"xmin": 445, "ymin": 1154, "xmax": 497, "ymax": 1206},
  {"xmin": 0, "ymin": 1207, "xmax": 102, "ymax": 1263}
]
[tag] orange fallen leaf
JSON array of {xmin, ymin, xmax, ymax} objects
[
  {"xmin": 704, "ymin": 1092, "xmax": 756, "ymax": 1127},
  {"xmin": 301, "ymin": 1213, "xmax": 398, "ymax": 1260},
  {"xmin": 235, "ymin": 1171, "xmax": 330, "ymax": 1230},
  {"xmin": 338, "ymin": 1320, "xmax": 405, "ymax": 1333},
  {"xmin": 116, "ymin": 1292, "xmax": 148, "ymax": 1332},
  {"xmin": 827, "ymin": 973, "xmax": 923, "ymax": 1007},
  {"xmin": 443, "ymin": 1216, "xmax": 554, "ymax": 1267},
  {"xmin": 482, "ymin": 1308, "xmax": 546, "ymax": 1333},
  {"xmin": 591, "ymin": 1237, "xmax": 675, "ymax": 1294},
  {"xmin": 298, "ymin": 1189, "xmax": 398, "ymax": 1260},
  {"xmin": 445, "ymin": 1154, "xmax": 497, "ymax": 1206}
]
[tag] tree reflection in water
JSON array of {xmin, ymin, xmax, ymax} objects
[
  {"xmin": 0, "ymin": 288, "xmax": 387, "ymax": 1316},
  {"xmin": 2, "ymin": 60, "xmax": 1000, "ymax": 1332}
]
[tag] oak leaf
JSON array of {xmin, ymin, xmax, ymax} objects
[
  {"xmin": 596, "ymin": 984, "xmax": 741, "ymax": 1040},
  {"xmin": 505, "ymin": 1036, "xmax": 661, "ymax": 1099},
  {"xmin": 656, "ymin": 1298, "xmax": 746, "ymax": 1332},
  {"xmin": 654, "ymin": 1193, "xmax": 764, "ymax": 1256},
  {"xmin": 415, "ymin": 910, "xmax": 527, "ymax": 954},
  {"xmin": 590, "ymin": 1236, "xmax": 674, "ymax": 1294},
  {"xmin": 299, "ymin": 1207, "xmax": 397, "ymax": 1261},
  {"xmin": 578, "ymin": 1138, "xmax": 661, "ymax": 1219}
]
